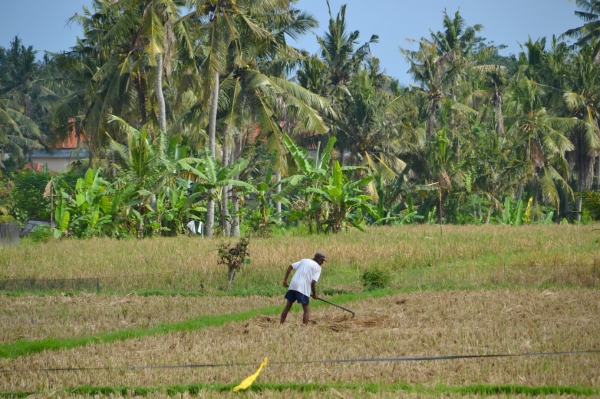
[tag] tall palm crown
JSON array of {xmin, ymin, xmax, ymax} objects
[
  {"xmin": 0, "ymin": 37, "xmax": 45, "ymax": 164},
  {"xmin": 563, "ymin": 0, "xmax": 600, "ymax": 56},
  {"xmin": 317, "ymin": 1, "xmax": 378, "ymax": 87},
  {"xmin": 400, "ymin": 39, "xmax": 458, "ymax": 139},
  {"xmin": 431, "ymin": 9, "xmax": 483, "ymax": 56}
]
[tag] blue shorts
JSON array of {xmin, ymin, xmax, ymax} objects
[{"xmin": 285, "ymin": 290, "xmax": 309, "ymax": 305}]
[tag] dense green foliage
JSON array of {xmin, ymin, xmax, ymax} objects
[
  {"xmin": 2, "ymin": 1, "xmax": 600, "ymax": 236},
  {"xmin": 11, "ymin": 170, "xmax": 51, "ymax": 222},
  {"xmin": 28, "ymin": 224, "xmax": 51, "ymax": 243}
]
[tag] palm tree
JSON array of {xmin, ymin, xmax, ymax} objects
[
  {"xmin": 400, "ymin": 38, "xmax": 458, "ymax": 140},
  {"xmin": 0, "ymin": 98, "xmax": 43, "ymax": 166},
  {"xmin": 504, "ymin": 77, "xmax": 576, "ymax": 211},
  {"xmin": 563, "ymin": 0, "xmax": 600, "ymax": 57},
  {"xmin": 471, "ymin": 64, "xmax": 508, "ymax": 138},
  {"xmin": 430, "ymin": 9, "xmax": 483, "ymax": 57},
  {"xmin": 313, "ymin": 1, "xmax": 378, "ymax": 164},
  {"xmin": 0, "ymin": 37, "xmax": 45, "ymax": 165},
  {"xmin": 562, "ymin": 44, "xmax": 600, "ymax": 220},
  {"xmin": 317, "ymin": 1, "xmax": 378, "ymax": 88},
  {"xmin": 431, "ymin": 9, "xmax": 485, "ymax": 142},
  {"xmin": 55, "ymin": 1, "xmax": 147, "ymax": 166},
  {"xmin": 336, "ymin": 62, "xmax": 405, "ymax": 167},
  {"xmin": 209, "ymin": 0, "xmax": 326, "ymax": 235},
  {"xmin": 185, "ymin": 0, "xmax": 279, "ymax": 236},
  {"xmin": 57, "ymin": 0, "xmax": 191, "ymax": 170}
]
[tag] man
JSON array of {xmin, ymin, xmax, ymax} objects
[{"xmin": 280, "ymin": 252, "xmax": 326, "ymax": 324}]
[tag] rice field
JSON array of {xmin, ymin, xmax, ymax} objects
[
  {"xmin": 2, "ymin": 224, "xmax": 599, "ymax": 280},
  {"xmin": 1, "ymin": 225, "xmax": 600, "ymax": 397},
  {"xmin": 0, "ymin": 294, "xmax": 283, "ymax": 342}
]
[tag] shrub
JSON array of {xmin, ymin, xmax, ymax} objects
[
  {"xmin": 29, "ymin": 224, "xmax": 51, "ymax": 243},
  {"xmin": 360, "ymin": 267, "xmax": 391, "ymax": 291},
  {"xmin": 12, "ymin": 170, "xmax": 51, "ymax": 222},
  {"xmin": 0, "ymin": 215, "xmax": 16, "ymax": 223},
  {"xmin": 217, "ymin": 237, "xmax": 251, "ymax": 290}
]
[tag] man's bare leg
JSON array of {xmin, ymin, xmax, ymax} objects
[
  {"xmin": 280, "ymin": 300, "xmax": 294, "ymax": 324},
  {"xmin": 302, "ymin": 304, "xmax": 310, "ymax": 324}
]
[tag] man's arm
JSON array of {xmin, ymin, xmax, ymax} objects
[
  {"xmin": 282, "ymin": 265, "xmax": 293, "ymax": 288},
  {"xmin": 311, "ymin": 280, "xmax": 318, "ymax": 299}
]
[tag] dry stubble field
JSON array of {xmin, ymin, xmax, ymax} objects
[
  {"xmin": 1, "ymin": 289, "xmax": 599, "ymax": 396},
  {"xmin": 1, "ymin": 225, "xmax": 600, "ymax": 397}
]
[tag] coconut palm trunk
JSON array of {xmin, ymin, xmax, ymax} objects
[
  {"xmin": 206, "ymin": 70, "xmax": 220, "ymax": 237},
  {"xmin": 494, "ymin": 87, "xmax": 505, "ymax": 137},
  {"xmin": 156, "ymin": 54, "xmax": 167, "ymax": 132},
  {"xmin": 221, "ymin": 126, "xmax": 231, "ymax": 236},
  {"xmin": 275, "ymin": 171, "xmax": 282, "ymax": 218},
  {"xmin": 231, "ymin": 134, "xmax": 244, "ymax": 237},
  {"xmin": 427, "ymin": 99, "xmax": 437, "ymax": 139},
  {"xmin": 574, "ymin": 133, "xmax": 596, "ymax": 222},
  {"xmin": 137, "ymin": 75, "xmax": 148, "ymax": 125},
  {"xmin": 516, "ymin": 141, "xmax": 531, "ymax": 202},
  {"xmin": 231, "ymin": 133, "xmax": 244, "ymax": 237},
  {"xmin": 596, "ymin": 155, "xmax": 600, "ymax": 189}
]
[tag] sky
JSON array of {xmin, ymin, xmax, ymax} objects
[{"xmin": 0, "ymin": 0, "xmax": 584, "ymax": 84}]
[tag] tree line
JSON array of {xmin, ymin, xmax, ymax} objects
[{"xmin": 2, "ymin": 0, "xmax": 600, "ymax": 238}]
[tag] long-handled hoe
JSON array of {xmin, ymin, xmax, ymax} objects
[{"xmin": 317, "ymin": 298, "xmax": 355, "ymax": 318}]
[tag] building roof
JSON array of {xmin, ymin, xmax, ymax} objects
[
  {"xmin": 22, "ymin": 162, "xmax": 44, "ymax": 172},
  {"xmin": 47, "ymin": 118, "xmax": 85, "ymax": 149},
  {"xmin": 55, "ymin": 133, "xmax": 79, "ymax": 149}
]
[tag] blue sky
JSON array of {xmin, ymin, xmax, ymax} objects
[{"xmin": 0, "ymin": 0, "xmax": 583, "ymax": 84}]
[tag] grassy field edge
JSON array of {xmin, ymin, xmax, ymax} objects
[{"xmin": 1, "ymin": 381, "xmax": 598, "ymax": 398}]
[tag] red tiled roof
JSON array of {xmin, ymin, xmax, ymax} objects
[
  {"xmin": 54, "ymin": 119, "xmax": 82, "ymax": 149},
  {"xmin": 23, "ymin": 162, "xmax": 44, "ymax": 172}
]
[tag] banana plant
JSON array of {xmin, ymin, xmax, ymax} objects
[
  {"xmin": 53, "ymin": 198, "xmax": 70, "ymax": 239},
  {"xmin": 308, "ymin": 161, "xmax": 373, "ymax": 233},
  {"xmin": 496, "ymin": 197, "xmax": 525, "ymax": 226},
  {"xmin": 144, "ymin": 183, "xmax": 206, "ymax": 235},
  {"xmin": 283, "ymin": 133, "xmax": 338, "ymax": 233},
  {"xmin": 363, "ymin": 152, "xmax": 414, "ymax": 225},
  {"xmin": 247, "ymin": 152, "xmax": 303, "ymax": 230},
  {"xmin": 181, "ymin": 152, "xmax": 255, "ymax": 193},
  {"xmin": 53, "ymin": 168, "xmax": 115, "ymax": 238},
  {"xmin": 179, "ymin": 151, "xmax": 255, "ymax": 211}
]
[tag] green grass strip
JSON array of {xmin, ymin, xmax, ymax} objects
[
  {"xmin": 0, "ymin": 289, "xmax": 400, "ymax": 359},
  {"xmin": 0, "ymin": 305, "xmax": 278, "ymax": 359},
  {"xmin": 1, "ymin": 381, "xmax": 598, "ymax": 398},
  {"xmin": 0, "ymin": 286, "xmax": 588, "ymax": 360}
]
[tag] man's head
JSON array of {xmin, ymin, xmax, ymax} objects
[{"xmin": 314, "ymin": 252, "xmax": 326, "ymax": 265}]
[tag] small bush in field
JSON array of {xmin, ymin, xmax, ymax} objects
[
  {"xmin": 360, "ymin": 268, "xmax": 391, "ymax": 290},
  {"xmin": 217, "ymin": 237, "xmax": 250, "ymax": 290},
  {"xmin": 29, "ymin": 225, "xmax": 51, "ymax": 243}
]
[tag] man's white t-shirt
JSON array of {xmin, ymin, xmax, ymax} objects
[{"xmin": 288, "ymin": 259, "xmax": 322, "ymax": 297}]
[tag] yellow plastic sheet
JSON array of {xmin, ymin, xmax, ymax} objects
[{"xmin": 232, "ymin": 357, "xmax": 268, "ymax": 392}]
